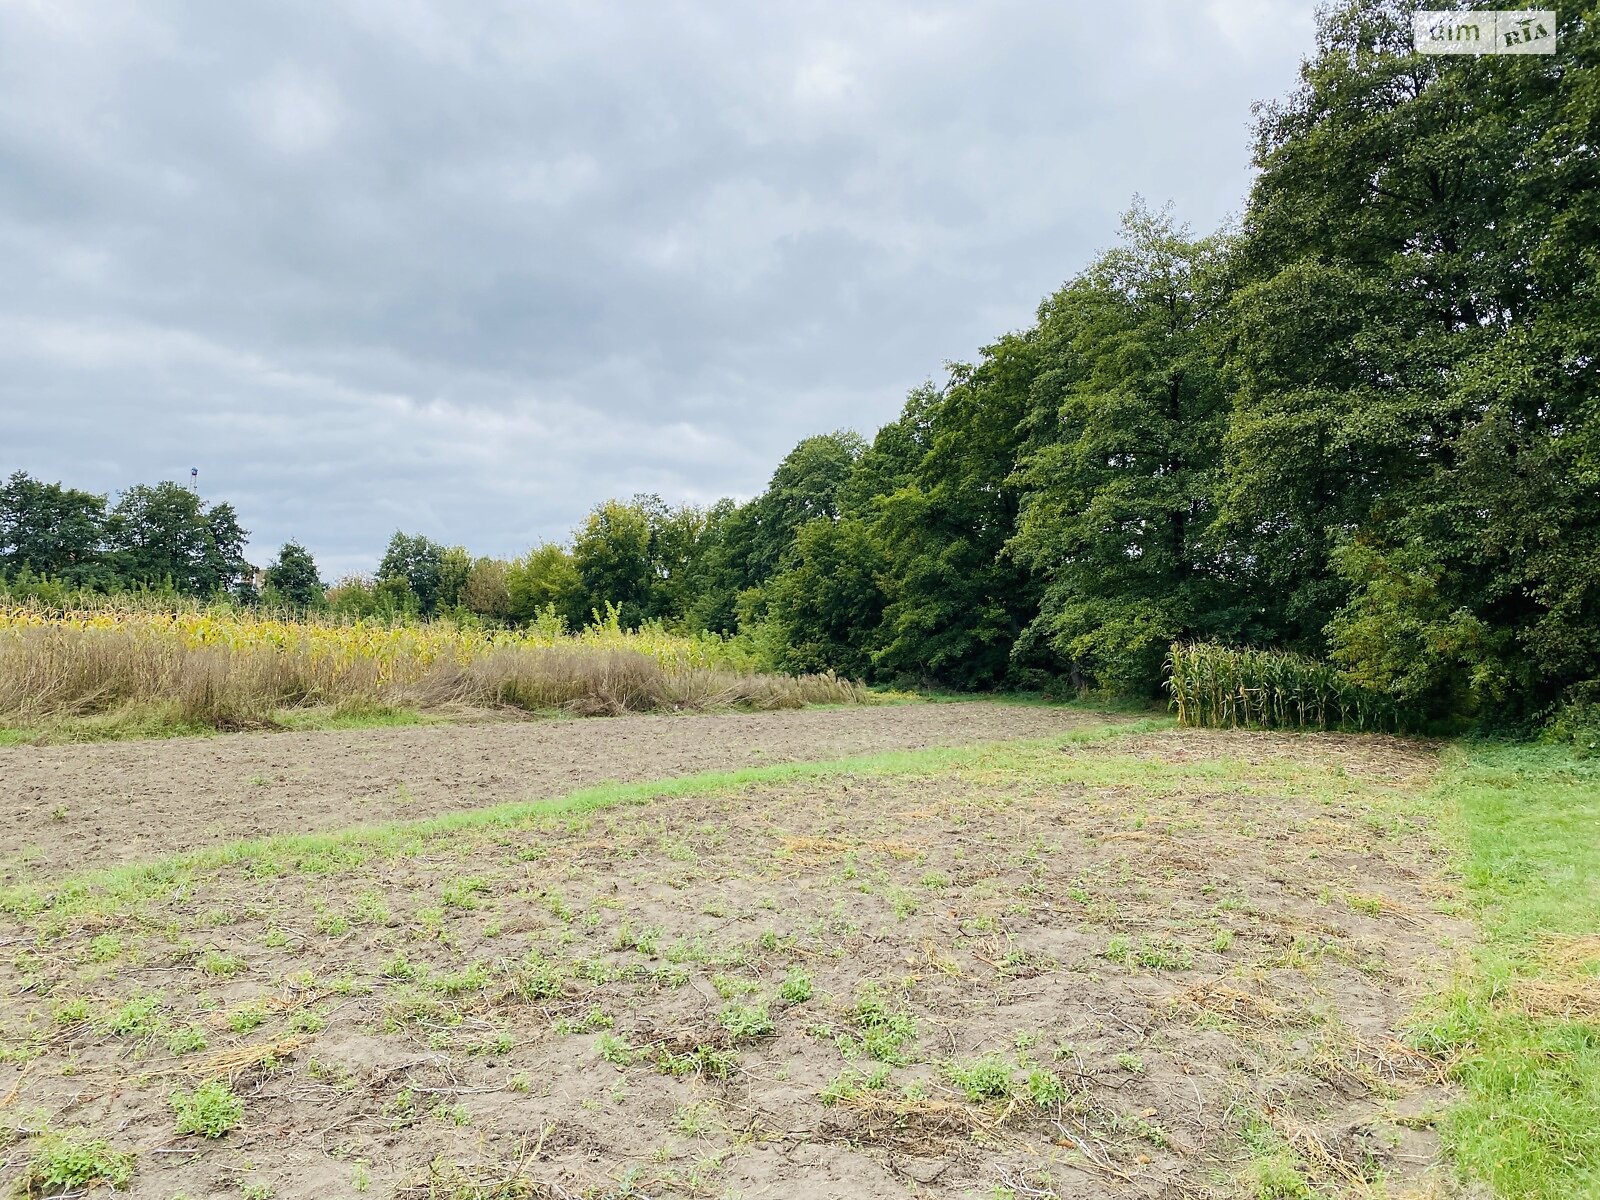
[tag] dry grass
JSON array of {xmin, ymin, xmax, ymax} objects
[{"xmin": 0, "ymin": 620, "xmax": 870, "ymax": 735}]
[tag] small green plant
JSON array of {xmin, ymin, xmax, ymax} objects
[
  {"xmin": 442, "ymin": 876, "xmax": 491, "ymax": 910},
  {"xmin": 1114, "ymin": 1051, "xmax": 1145, "ymax": 1074},
  {"xmin": 431, "ymin": 962, "xmax": 490, "ymax": 996},
  {"xmin": 509, "ymin": 953, "xmax": 563, "ymax": 1001},
  {"xmin": 171, "ymin": 1080, "xmax": 244, "ymax": 1138},
  {"xmin": 852, "ymin": 983, "xmax": 917, "ymax": 1064},
  {"xmin": 598, "ymin": 1032, "xmax": 636, "ymax": 1065},
  {"xmin": 200, "ymin": 948, "xmax": 246, "ymax": 977},
  {"xmin": 313, "ymin": 909, "xmax": 351, "ymax": 937},
  {"xmin": 17, "ymin": 1130, "xmax": 136, "ymax": 1193},
  {"xmin": 351, "ymin": 891, "xmax": 392, "ymax": 924},
  {"xmin": 228, "ymin": 1004, "xmax": 269, "ymax": 1033},
  {"xmin": 240, "ymin": 1180, "xmax": 274, "ymax": 1200},
  {"xmin": 52, "ymin": 997, "xmax": 91, "ymax": 1026},
  {"xmin": 1240, "ymin": 1120, "xmax": 1315, "ymax": 1198},
  {"xmin": 719, "ymin": 1003, "xmax": 774, "ymax": 1041},
  {"xmin": 86, "ymin": 933, "xmax": 122, "ymax": 962},
  {"xmin": 674, "ymin": 1102, "xmax": 712, "ymax": 1136},
  {"xmin": 103, "ymin": 992, "xmax": 163, "ymax": 1038},
  {"xmin": 942, "ymin": 1055, "xmax": 1014, "ymax": 1102},
  {"xmin": 1025, "ymin": 1068, "xmax": 1067, "ymax": 1107},
  {"xmin": 165, "ymin": 1024, "xmax": 209, "ymax": 1056},
  {"xmin": 542, "ymin": 890, "xmax": 575, "ymax": 922},
  {"xmin": 819, "ymin": 1064, "xmax": 890, "ymax": 1105},
  {"xmin": 654, "ymin": 1044, "xmax": 738, "ymax": 1079},
  {"xmin": 778, "ymin": 967, "xmax": 813, "ymax": 1004},
  {"xmin": 554, "ymin": 1005, "xmax": 613, "ymax": 1034}
]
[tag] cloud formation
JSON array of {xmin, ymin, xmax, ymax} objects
[{"xmin": 0, "ymin": 0, "xmax": 1317, "ymax": 576}]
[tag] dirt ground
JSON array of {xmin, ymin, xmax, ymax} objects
[
  {"xmin": 0, "ymin": 723, "xmax": 1466, "ymax": 1199},
  {"xmin": 0, "ymin": 701, "xmax": 1118, "ymax": 883}
]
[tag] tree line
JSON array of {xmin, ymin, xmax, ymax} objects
[{"xmin": 4, "ymin": 2, "xmax": 1596, "ymax": 730}]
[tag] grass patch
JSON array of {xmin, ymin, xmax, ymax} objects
[{"xmin": 1414, "ymin": 742, "xmax": 1600, "ymax": 1198}]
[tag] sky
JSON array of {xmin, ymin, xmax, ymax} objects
[{"xmin": 0, "ymin": 0, "xmax": 1320, "ymax": 578}]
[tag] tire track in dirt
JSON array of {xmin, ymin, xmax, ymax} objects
[{"xmin": 0, "ymin": 702, "xmax": 1124, "ymax": 880}]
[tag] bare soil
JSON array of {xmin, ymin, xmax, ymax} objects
[
  {"xmin": 0, "ymin": 701, "xmax": 1117, "ymax": 882},
  {"xmin": 0, "ymin": 724, "xmax": 1466, "ymax": 1199}
]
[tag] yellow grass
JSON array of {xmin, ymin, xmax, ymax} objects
[{"xmin": 0, "ymin": 605, "xmax": 870, "ymax": 734}]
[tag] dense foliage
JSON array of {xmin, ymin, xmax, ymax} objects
[{"xmin": 3, "ymin": 1, "xmax": 1595, "ymax": 732}]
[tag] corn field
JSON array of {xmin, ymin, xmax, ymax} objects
[
  {"xmin": 1165, "ymin": 642, "xmax": 1407, "ymax": 733},
  {"xmin": 0, "ymin": 604, "xmax": 868, "ymax": 733}
]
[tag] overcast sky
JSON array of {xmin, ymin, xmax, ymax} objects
[{"xmin": 1, "ymin": 0, "xmax": 1319, "ymax": 577}]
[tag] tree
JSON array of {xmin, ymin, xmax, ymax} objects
[
  {"xmin": 766, "ymin": 517, "xmax": 887, "ymax": 679},
  {"xmin": 1009, "ymin": 205, "xmax": 1244, "ymax": 695},
  {"xmin": 0, "ymin": 471, "xmax": 107, "ymax": 585},
  {"xmin": 507, "ymin": 543, "xmax": 583, "ymax": 627},
  {"xmin": 745, "ymin": 432, "xmax": 866, "ymax": 581},
  {"xmin": 437, "ymin": 546, "xmax": 473, "ymax": 613},
  {"xmin": 1226, "ymin": 0, "xmax": 1599, "ymax": 723},
  {"xmin": 634, "ymin": 494, "xmax": 711, "ymax": 623},
  {"xmin": 378, "ymin": 532, "xmax": 446, "ymax": 617},
  {"xmin": 684, "ymin": 499, "xmax": 758, "ymax": 635},
  {"xmin": 870, "ymin": 356, "xmax": 1037, "ymax": 689},
  {"xmin": 104, "ymin": 482, "xmax": 250, "ymax": 598},
  {"xmin": 461, "ymin": 557, "xmax": 513, "ymax": 621},
  {"xmin": 571, "ymin": 500, "xmax": 654, "ymax": 626},
  {"xmin": 263, "ymin": 542, "xmax": 323, "ymax": 609},
  {"xmin": 199, "ymin": 502, "xmax": 252, "ymax": 599}
]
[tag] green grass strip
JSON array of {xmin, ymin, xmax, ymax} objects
[
  {"xmin": 2, "ymin": 717, "xmax": 1170, "ymax": 918},
  {"xmin": 1414, "ymin": 742, "xmax": 1600, "ymax": 1198}
]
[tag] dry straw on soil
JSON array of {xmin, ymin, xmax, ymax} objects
[{"xmin": 0, "ymin": 608, "xmax": 868, "ymax": 732}]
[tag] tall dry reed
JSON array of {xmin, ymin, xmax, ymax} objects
[{"xmin": 0, "ymin": 618, "xmax": 868, "ymax": 733}]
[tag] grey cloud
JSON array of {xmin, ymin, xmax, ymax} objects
[{"xmin": 1, "ymin": 0, "xmax": 1318, "ymax": 573}]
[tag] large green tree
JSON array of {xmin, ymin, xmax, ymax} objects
[
  {"xmin": 744, "ymin": 432, "xmax": 866, "ymax": 581},
  {"xmin": 1228, "ymin": 0, "xmax": 1600, "ymax": 722},
  {"xmin": 870, "ymin": 352, "xmax": 1037, "ymax": 688},
  {"xmin": 766, "ymin": 517, "xmax": 886, "ymax": 678},
  {"xmin": 1009, "ymin": 206, "xmax": 1242, "ymax": 694},
  {"xmin": 105, "ymin": 482, "xmax": 250, "ymax": 598},
  {"xmin": 378, "ymin": 532, "xmax": 447, "ymax": 617},
  {"xmin": 0, "ymin": 471, "xmax": 108, "ymax": 586},
  {"xmin": 507, "ymin": 543, "xmax": 584, "ymax": 627},
  {"xmin": 572, "ymin": 500, "xmax": 654, "ymax": 626},
  {"xmin": 263, "ymin": 542, "xmax": 323, "ymax": 610}
]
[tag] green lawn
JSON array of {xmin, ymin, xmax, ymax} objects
[{"xmin": 1414, "ymin": 743, "xmax": 1600, "ymax": 1199}]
